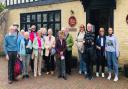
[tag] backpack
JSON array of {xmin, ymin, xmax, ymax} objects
[{"xmin": 14, "ymin": 58, "xmax": 23, "ymax": 78}]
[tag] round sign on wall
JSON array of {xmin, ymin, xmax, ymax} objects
[
  {"xmin": 68, "ymin": 16, "xmax": 77, "ymax": 27},
  {"xmin": 126, "ymin": 15, "xmax": 128, "ymax": 24}
]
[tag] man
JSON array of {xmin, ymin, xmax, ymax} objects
[
  {"xmin": 4, "ymin": 26, "xmax": 19, "ymax": 84},
  {"xmin": 83, "ymin": 23, "xmax": 95, "ymax": 80},
  {"xmin": 64, "ymin": 28, "xmax": 74, "ymax": 75}
]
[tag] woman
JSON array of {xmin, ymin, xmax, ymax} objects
[
  {"xmin": 56, "ymin": 31, "xmax": 67, "ymax": 80},
  {"xmin": 20, "ymin": 32, "xmax": 32, "ymax": 78},
  {"xmin": 76, "ymin": 24, "xmax": 87, "ymax": 75},
  {"xmin": 45, "ymin": 29, "xmax": 56, "ymax": 75},
  {"xmin": 29, "ymin": 25, "xmax": 38, "ymax": 72},
  {"xmin": 105, "ymin": 28, "xmax": 119, "ymax": 82},
  {"xmin": 96, "ymin": 28, "xmax": 106, "ymax": 78},
  {"xmin": 4, "ymin": 26, "xmax": 19, "ymax": 84},
  {"xmin": 64, "ymin": 28, "xmax": 74, "ymax": 75},
  {"xmin": 33, "ymin": 30, "xmax": 45, "ymax": 77}
]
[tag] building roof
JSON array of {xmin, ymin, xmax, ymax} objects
[{"xmin": 7, "ymin": 0, "xmax": 78, "ymax": 9}]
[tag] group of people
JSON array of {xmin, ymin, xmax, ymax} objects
[
  {"xmin": 76, "ymin": 23, "xmax": 119, "ymax": 82},
  {"xmin": 4, "ymin": 23, "xmax": 119, "ymax": 84}
]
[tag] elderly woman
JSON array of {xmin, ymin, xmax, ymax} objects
[
  {"xmin": 45, "ymin": 29, "xmax": 56, "ymax": 75},
  {"xmin": 64, "ymin": 28, "xmax": 74, "ymax": 75},
  {"xmin": 33, "ymin": 30, "xmax": 45, "ymax": 77},
  {"xmin": 20, "ymin": 32, "xmax": 32, "ymax": 78},
  {"xmin": 76, "ymin": 24, "xmax": 87, "ymax": 75},
  {"xmin": 4, "ymin": 26, "xmax": 19, "ymax": 84},
  {"xmin": 56, "ymin": 31, "xmax": 67, "ymax": 80}
]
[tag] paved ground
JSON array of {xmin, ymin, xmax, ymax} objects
[{"xmin": 0, "ymin": 58, "xmax": 128, "ymax": 89}]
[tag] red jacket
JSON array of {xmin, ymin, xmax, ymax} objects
[{"xmin": 29, "ymin": 32, "xmax": 38, "ymax": 42}]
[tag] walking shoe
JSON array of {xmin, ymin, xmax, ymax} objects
[
  {"xmin": 46, "ymin": 72, "xmax": 50, "ymax": 75},
  {"xmin": 34, "ymin": 74, "xmax": 37, "ymax": 77},
  {"xmin": 102, "ymin": 73, "xmax": 105, "ymax": 78},
  {"xmin": 38, "ymin": 73, "xmax": 42, "ymax": 76},
  {"xmin": 79, "ymin": 71, "xmax": 82, "ymax": 75},
  {"xmin": 107, "ymin": 74, "xmax": 111, "ymax": 80},
  {"xmin": 26, "ymin": 75, "xmax": 29, "ymax": 78},
  {"xmin": 58, "ymin": 75, "xmax": 62, "ymax": 78},
  {"xmin": 51, "ymin": 71, "xmax": 54, "ymax": 75},
  {"xmin": 88, "ymin": 76, "xmax": 93, "ymax": 80},
  {"xmin": 63, "ymin": 76, "xmax": 67, "ymax": 80},
  {"xmin": 96, "ymin": 72, "xmax": 99, "ymax": 77},
  {"xmin": 8, "ymin": 80, "xmax": 13, "ymax": 84},
  {"xmin": 114, "ymin": 76, "xmax": 118, "ymax": 82}
]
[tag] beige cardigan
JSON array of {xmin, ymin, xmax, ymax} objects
[{"xmin": 45, "ymin": 35, "xmax": 56, "ymax": 56}]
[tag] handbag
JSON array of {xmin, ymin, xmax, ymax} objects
[
  {"xmin": 14, "ymin": 57, "xmax": 23, "ymax": 78},
  {"xmin": 51, "ymin": 48, "xmax": 56, "ymax": 56}
]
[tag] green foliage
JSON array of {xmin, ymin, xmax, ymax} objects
[{"xmin": 0, "ymin": 3, "xmax": 5, "ymax": 12}]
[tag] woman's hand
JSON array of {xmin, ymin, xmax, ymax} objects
[
  {"xmin": 6, "ymin": 55, "xmax": 9, "ymax": 61},
  {"xmin": 97, "ymin": 46, "xmax": 101, "ymax": 50}
]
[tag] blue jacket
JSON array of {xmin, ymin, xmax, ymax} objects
[
  {"xmin": 96, "ymin": 35, "xmax": 106, "ymax": 56},
  {"xmin": 17, "ymin": 34, "xmax": 24, "ymax": 53},
  {"xmin": 4, "ymin": 33, "xmax": 19, "ymax": 54},
  {"xmin": 20, "ymin": 38, "xmax": 32, "ymax": 56}
]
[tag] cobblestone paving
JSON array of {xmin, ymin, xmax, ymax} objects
[{"xmin": 0, "ymin": 58, "xmax": 128, "ymax": 89}]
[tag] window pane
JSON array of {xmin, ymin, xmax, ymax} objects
[
  {"xmin": 55, "ymin": 23, "xmax": 60, "ymax": 31},
  {"xmin": 49, "ymin": 23, "xmax": 54, "ymax": 29},
  {"xmin": 14, "ymin": 0, "xmax": 17, "ymax": 4},
  {"xmin": 7, "ymin": 0, "xmax": 10, "ymax": 5},
  {"xmin": 27, "ymin": 24, "xmax": 31, "ymax": 30},
  {"xmin": 31, "ymin": 14, "xmax": 36, "ymax": 22},
  {"xmin": 37, "ymin": 24, "xmax": 41, "ymax": 30},
  {"xmin": 26, "ymin": 0, "xmax": 29, "ymax": 3},
  {"xmin": 18, "ymin": 0, "xmax": 21, "ymax": 4},
  {"xmin": 43, "ymin": 24, "xmax": 47, "ymax": 29},
  {"xmin": 27, "ymin": 15, "xmax": 30, "ymax": 22},
  {"xmin": 10, "ymin": 0, "xmax": 13, "ymax": 5},
  {"xmin": 42, "ymin": 14, "xmax": 47, "ymax": 22},
  {"xmin": 37, "ymin": 14, "xmax": 41, "ymax": 22},
  {"xmin": 55, "ymin": 12, "xmax": 60, "ymax": 22},
  {"xmin": 21, "ymin": 24, "xmax": 26, "ymax": 30},
  {"xmin": 30, "ymin": 0, "xmax": 33, "ymax": 2},
  {"xmin": 48, "ymin": 13, "xmax": 54, "ymax": 22},
  {"xmin": 21, "ymin": 15, "xmax": 26, "ymax": 22},
  {"xmin": 22, "ymin": 0, "xmax": 25, "ymax": 3}
]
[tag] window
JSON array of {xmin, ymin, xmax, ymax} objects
[
  {"xmin": 20, "ymin": 10, "xmax": 61, "ymax": 36},
  {"xmin": 6, "ymin": 0, "xmax": 39, "ymax": 6}
]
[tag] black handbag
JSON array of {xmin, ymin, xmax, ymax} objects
[{"xmin": 26, "ymin": 48, "xmax": 32, "ymax": 54}]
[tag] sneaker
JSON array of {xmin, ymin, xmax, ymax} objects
[
  {"xmin": 88, "ymin": 76, "xmax": 93, "ymax": 80},
  {"xmin": 102, "ymin": 73, "xmax": 105, "ymax": 78},
  {"xmin": 79, "ymin": 71, "xmax": 82, "ymax": 75},
  {"xmin": 84, "ymin": 71, "xmax": 87, "ymax": 75},
  {"xmin": 107, "ymin": 75, "xmax": 111, "ymax": 80},
  {"xmin": 63, "ymin": 76, "xmax": 67, "ymax": 80},
  {"xmin": 58, "ymin": 75, "xmax": 62, "ymax": 78},
  {"xmin": 114, "ymin": 76, "xmax": 118, "ymax": 82},
  {"xmin": 46, "ymin": 72, "xmax": 50, "ymax": 75},
  {"xmin": 38, "ymin": 73, "xmax": 42, "ymax": 76},
  {"xmin": 8, "ymin": 80, "xmax": 13, "ymax": 84},
  {"xmin": 26, "ymin": 75, "xmax": 29, "ymax": 78},
  {"xmin": 96, "ymin": 72, "xmax": 99, "ymax": 77},
  {"xmin": 51, "ymin": 71, "xmax": 54, "ymax": 75},
  {"xmin": 34, "ymin": 74, "xmax": 37, "ymax": 77}
]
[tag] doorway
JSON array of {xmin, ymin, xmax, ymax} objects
[{"xmin": 86, "ymin": 9, "xmax": 114, "ymax": 36}]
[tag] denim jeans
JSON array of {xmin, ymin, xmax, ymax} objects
[
  {"xmin": 21, "ymin": 54, "xmax": 30, "ymax": 75},
  {"xmin": 78, "ymin": 51, "xmax": 87, "ymax": 73},
  {"xmin": 106, "ymin": 51, "xmax": 118, "ymax": 76},
  {"xmin": 57, "ymin": 59, "xmax": 66, "ymax": 77}
]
